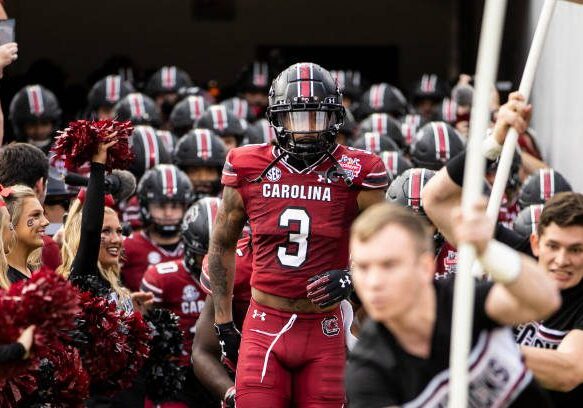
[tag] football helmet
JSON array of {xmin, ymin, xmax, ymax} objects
[
  {"xmin": 113, "ymin": 93, "xmax": 162, "ymax": 127},
  {"xmin": 195, "ymin": 104, "xmax": 246, "ymax": 145},
  {"xmin": 9, "ymin": 84, "xmax": 62, "ymax": 143},
  {"xmin": 513, "ymin": 204, "xmax": 544, "ymax": 238},
  {"xmin": 181, "ymin": 197, "xmax": 222, "ymax": 277},
  {"xmin": 379, "ymin": 150, "xmax": 413, "ymax": 182},
  {"xmin": 352, "ymin": 132, "xmax": 399, "ymax": 154},
  {"xmin": 128, "ymin": 125, "xmax": 171, "ymax": 180},
  {"xmin": 518, "ymin": 168, "xmax": 572, "ymax": 208},
  {"xmin": 87, "ymin": 75, "xmax": 135, "ymax": 113},
  {"xmin": 359, "ymin": 113, "xmax": 406, "ymax": 149},
  {"xmin": 266, "ymin": 62, "xmax": 345, "ymax": 160},
  {"xmin": 385, "ymin": 168, "xmax": 436, "ymax": 217},
  {"xmin": 144, "ymin": 66, "xmax": 193, "ymax": 96},
  {"xmin": 360, "ymin": 83, "xmax": 408, "ymax": 118},
  {"xmin": 169, "ymin": 95, "xmax": 209, "ymax": 137},
  {"xmin": 137, "ymin": 164, "xmax": 193, "ymax": 235},
  {"xmin": 410, "ymin": 122, "xmax": 464, "ymax": 170}
]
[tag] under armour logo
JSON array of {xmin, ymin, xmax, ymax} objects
[
  {"xmin": 219, "ymin": 340, "xmax": 227, "ymax": 357},
  {"xmin": 252, "ymin": 309, "xmax": 266, "ymax": 321},
  {"xmin": 340, "ymin": 276, "xmax": 351, "ymax": 288}
]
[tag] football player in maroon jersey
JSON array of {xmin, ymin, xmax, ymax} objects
[
  {"xmin": 121, "ymin": 164, "xmax": 192, "ymax": 292},
  {"xmin": 208, "ymin": 63, "xmax": 388, "ymax": 407},
  {"xmin": 141, "ymin": 197, "xmax": 221, "ymax": 407}
]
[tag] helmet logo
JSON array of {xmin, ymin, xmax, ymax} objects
[
  {"xmin": 337, "ymin": 155, "xmax": 362, "ymax": 180},
  {"xmin": 266, "ymin": 166, "xmax": 282, "ymax": 182}
]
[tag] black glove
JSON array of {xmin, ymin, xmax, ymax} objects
[
  {"xmin": 221, "ymin": 385, "xmax": 236, "ymax": 408},
  {"xmin": 306, "ymin": 269, "xmax": 352, "ymax": 308},
  {"xmin": 214, "ymin": 321, "xmax": 241, "ymax": 377}
]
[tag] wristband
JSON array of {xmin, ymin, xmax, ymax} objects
[
  {"xmin": 479, "ymin": 240, "xmax": 521, "ymax": 284},
  {"xmin": 482, "ymin": 133, "xmax": 503, "ymax": 161}
]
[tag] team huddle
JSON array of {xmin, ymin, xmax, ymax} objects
[{"xmin": 0, "ymin": 51, "xmax": 582, "ymax": 408}]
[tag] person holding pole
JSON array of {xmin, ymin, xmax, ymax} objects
[
  {"xmin": 423, "ymin": 92, "xmax": 583, "ymax": 405},
  {"xmin": 345, "ymin": 201, "xmax": 559, "ymax": 407}
]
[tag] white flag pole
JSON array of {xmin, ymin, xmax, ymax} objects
[
  {"xmin": 448, "ymin": 0, "xmax": 507, "ymax": 407},
  {"xmin": 486, "ymin": 0, "xmax": 557, "ymax": 222}
]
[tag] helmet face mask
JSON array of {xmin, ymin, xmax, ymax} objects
[{"xmin": 267, "ymin": 63, "xmax": 345, "ymax": 160}]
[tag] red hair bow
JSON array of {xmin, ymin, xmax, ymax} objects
[{"xmin": 0, "ymin": 184, "xmax": 13, "ymax": 207}]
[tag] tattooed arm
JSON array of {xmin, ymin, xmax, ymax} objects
[{"xmin": 209, "ymin": 186, "xmax": 247, "ymax": 324}]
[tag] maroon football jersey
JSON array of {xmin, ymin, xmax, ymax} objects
[
  {"xmin": 435, "ymin": 241, "xmax": 458, "ymax": 280},
  {"xmin": 122, "ymin": 230, "xmax": 184, "ymax": 292},
  {"xmin": 498, "ymin": 195, "xmax": 521, "ymax": 229},
  {"xmin": 222, "ymin": 143, "xmax": 388, "ymax": 299},
  {"xmin": 201, "ymin": 236, "xmax": 252, "ymax": 329},
  {"xmin": 141, "ymin": 260, "xmax": 206, "ymax": 366}
]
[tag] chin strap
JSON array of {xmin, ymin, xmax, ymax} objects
[{"xmin": 248, "ymin": 150, "xmax": 288, "ymax": 183}]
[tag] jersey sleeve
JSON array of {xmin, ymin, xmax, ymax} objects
[
  {"xmin": 221, "ymin": 149, "xmax": 240, "ymax": 188},
  {"xmin": 473, "ymin": 280, "xmax": 501, "ymax": 330},
  {"xmin": 141, "ymin": 265, "xmax": 164, "ymax": 303},
  {"xmin": 359, "ymin": 154, "xmax": 390, "ymax": 190}
]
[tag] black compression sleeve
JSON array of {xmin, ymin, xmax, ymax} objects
[
  {"xmin": 445, "ymin": 150, "xmax": 496, "ymax": 188},
  {"xmin": 494, "ymin": 224, "xmax": 534, "ymax": 257},
  {"xmin": 70, "ymin": 162, "xmax": 105, "ymax": 280},
  {"xmin": 0, "ymin": 342, "xmax": 25, "ymax": 363}
]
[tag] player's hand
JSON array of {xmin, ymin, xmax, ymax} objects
[
  {"xmin": 307, "ymin": 269, "xmax": 353, "ymax": 308},
  {"xmin": 221, "ymin": 385, "xmax": 236, "ymax": 408},
  {"xmin": 0, "ymin": 42, "xmax": 17, "ymax": 75},
  {"xmin": 214, "ymin": 321, "xmax": 241, "ymax": 377}
]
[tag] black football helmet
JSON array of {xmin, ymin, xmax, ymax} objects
[
  {"xmin": 87, "ymin": 75, "xmax": 135, "ymax": 113},
  {"xmin": 181, "ymin": 197, "xmax": 222, "ymax": 277},
  {"xmin": 386, "ymin": 168, "xmax": 436, "ymax": 217},
  {"xmin": 360, "ymin": 83, "xmax": 408, "ymax": 118},
  {"xmin": 410, "ymin": 122, "xmax": 465, "ymax": 170},
  {"xmin": 247, "ymin": 118, "xmax": 277, "ymax": 145},
  {"xmin": 173, "ymin": 128, "xmax": 226, "ymax": 199},
  {"xmin": 352, "ymin": 132, "xmax": 399, "ymax": 154},
  {"xmin": 330, "ymin": 70, "xmax": 363, "ymax": 102},
  {"xmin": 221, "ymin": 97, "xmax": 257, "ymax": 123},
  {"xmin": 9, "ymin": 84, "xmax": 62, "ymax": 143},
  {"xmin": 486, "ymin": 148, "xmax": 522, "ymax": 192},
  {"xmin": 156, "ymin": 130, "xmax": 178, "ymax": 154},
  {"xmin": 169, "ymin": 95, "xmax": 209, "ymax": 137},
  {"xmin": 195, "ymin": 104, "xmax": 246, "ymax": 145},
  {"xmin": 359, "ymin": 113, "xmax": 406, "ymax": 149},
  {"xmin": 266, "ymin": 62, "xmax": 345, "ymax": 160},
  {"xmin": 113, "ymin": 93, "xmax": 162, "ymax": 127},
  {"xmin": 236, "ymin": 61, "xmax": 271, "ymax": 94},
  {"xmin": 518, "ymin": 168, "xmax": 572, "ymax": 208},
  {"xmin": 379, "ymin": 150, "xmax": 413, "ymax": 182},
  {"xmin": 410, "ymin": 74, "xmax": 449, "ymax": 103},
  {"xmin": 128, "ymin": 125, "xmax": 171, "ymax": 180},
  {"xmin": 513, "ymin": 204, "xmax": 544, "ymax": 238},
  {"xmin": 144, "ymin": 66, "xmax": 193, "ymax": 97},
  {"xmin": 137, "ymin": 164, "xmax": 193, "ymax": 235}
]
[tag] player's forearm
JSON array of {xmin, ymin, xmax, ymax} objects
[
  {"xmin": 208, "ymin": 244, "xmax": 235, "ymax": 323},
  {"xmin": 521, "ymin": 346, "xmax": 582, "ymax": 391},
  {"xmin": 520, "ymin": 151, "xmax": 548, "ymax": 176},
  {"xmin": 192, "ymin": 348, "xmax": 234, "ymax": 399}
]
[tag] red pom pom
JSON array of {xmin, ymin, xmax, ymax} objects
[
  {"xmin": 52, "ymin": 119, "xmax": 135, "ymax": 172},
  {"xmin": 74, "ymin": 293, "xmax": 151, "ymax": 396}
]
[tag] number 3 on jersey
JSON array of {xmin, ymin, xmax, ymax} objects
[{"xmin": 277, "ymin": 207, "xmax": 311, "ymax": 267}]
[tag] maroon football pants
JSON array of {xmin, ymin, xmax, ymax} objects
[{"xmin": 236, "ymin": 298, "xmax": 346, "ymax": 408}]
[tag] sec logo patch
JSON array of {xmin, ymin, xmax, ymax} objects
[
  {"xmin": 148, "ymin": 251, "xmax": 162, "ymax": 265},
  {"xmin": 266, "ymin": 166, "xmax": 282, "ymax": 182}
]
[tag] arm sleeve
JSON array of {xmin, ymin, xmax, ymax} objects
[
  {"xmin": 494, "ymin": 224, "xmax": 534, "ymax": 257},
  {"xmin": 140, "ymin": 266, "xmax": 164, "ymax": 303},
  {"xmin": 70, "ymin": 162, "xmax": 106, "ymax": 280},
  {"xmin": 474, "ymin": 280, "xmax": 501, "ymax": 330},
  {"xmin": 446, "ymin": 150, "xmax": 496, "ymax": 188},
  {"xmin": 359, "ymin": 155, "xmax": 390, "ymax": 190},
  {"xmin": 0, "ymin": 343, "xmax": 25, "ymax": 363},
  {"xmin": 221, "ymin": 150, "xmax": 239, "ymax": 188}
]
